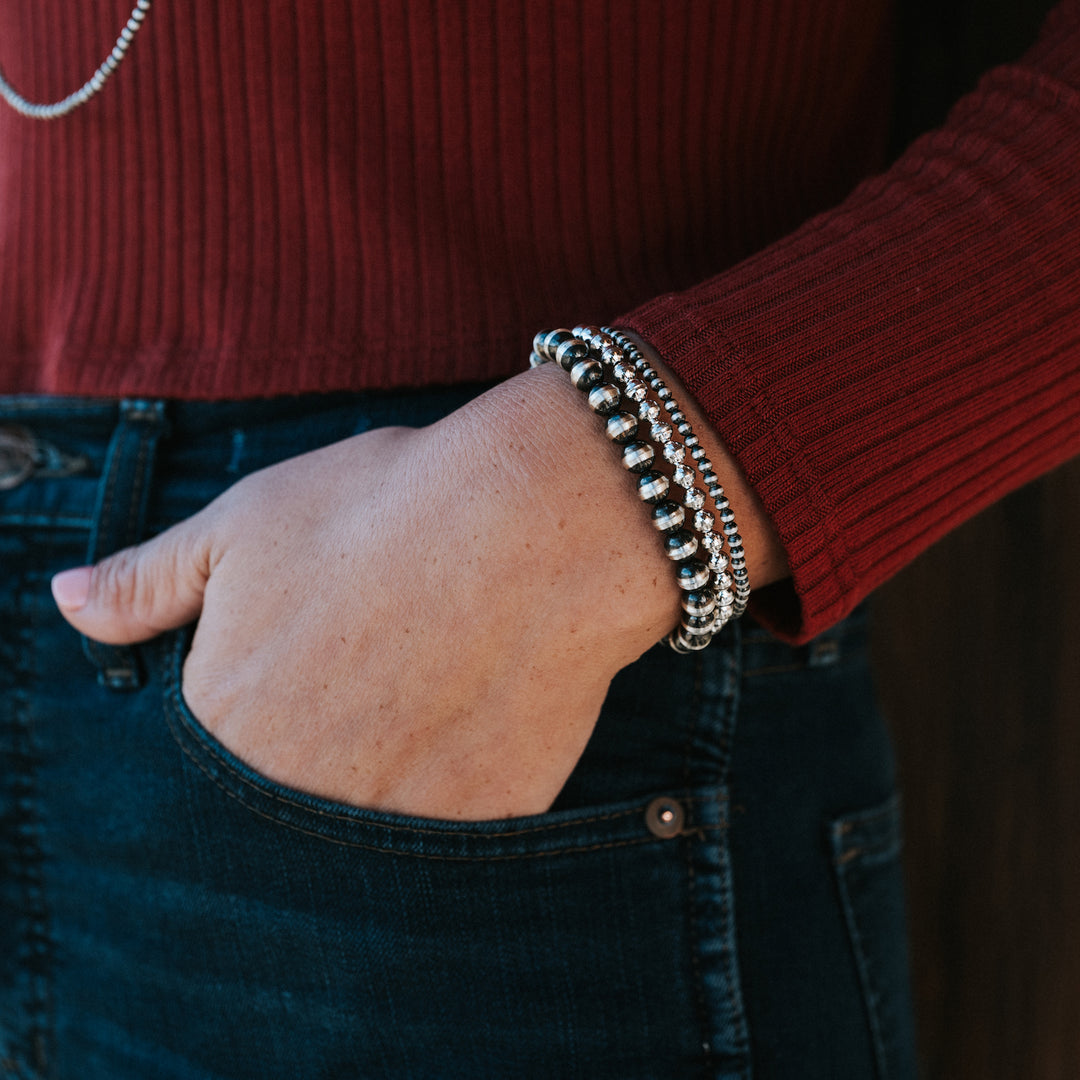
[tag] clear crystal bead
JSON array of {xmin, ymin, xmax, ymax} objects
[
  {"xmin": 673, "ymin": 465, "xmax": 695, "ymax": 489},
  {"xmin": 650, "ymin": 420, "xmax": 673, "ymax": 443},
  {"xmin": 684, "ymin": 488, "xmax": 706, "ymax": 510},
  {"xmin": 694, "ymin": 510, "xmax": 715, "ymax": 533},
  {"xmin": 662, "ymin": 441, "xmax": 684, "ymax": 464},
  {"xmin": 638, "ymin": 400, "xmax": 661, "ymax": 421}
]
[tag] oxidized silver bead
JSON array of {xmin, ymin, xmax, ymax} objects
[
  {"xmin": 672, "ymin": 464, "xmax": 696, "ymax": 489},
  {"xmin": 704, "ymin": 537, "xmax": 726, "ymax": 559},
  {"xmin": 638, "ymin": 400, "xmax": 661, "ymax": 422},
  {"xmin": 676, "ymin": 559, "xmax": 710, "ymax": 591},
  {"xmin": 600, "ymin": 345, "xmax": 625, "ymax": 367},
  {"xmin": 682, "ymin": 587, "xmax": 717, "ymax": 616},
  {"xmin": 713, "ymin": 571, "xmax": 733, "ymax": 591},
  {"xmin": 588, "ymin": 383, "xmax": 622, "ymax": 415},
  {"xmin": 656, "ymin": 386, "xmax": 672, "ymax": 401},
  {"xmin": 570, "ymin": 358, "xmax": 604, "ymax": 391},
  {"xmin": 612, "ymin": 362, "xmax": 632, "ymax": 382},
  {"xmin": 664, "ymin": 528, "xmax": 699, "ymax": 561},
  {"xmin": 684, "ymin": 487, "xmax": 706, "ymax": 510},
  {"xmin": 528, "ymin": 351, "xmax": 545, "ymax": 368},
  {"xmin": 621, "ymin": 441, "xmax": 655, "ymax": 473},
  {"xmin": 536, "ymin": 328, "xmax": 572, "ymax": 360},
  {"xmin": 557, "ymin": 339, "xmax": 589, "ymax": 371},
  {"xmin": 674, "ymin": 627, "xmax": 712, "ymax": 651},
  {"xmin": 636, "ymin": 471, "xmax": 670, "ymax": 504},
  {"xmin": 651, "ymin": 501, "xmax": 685, "ymax": 532},
  {"xmin": 650, "ymin": 420, "xmax": 673, "ymax": 444},
  {"xmin": 684, "ymin": 613, "xmax": 718, "ymax": 635},
  {"xmin": 624, "ymin": 379, "xmax": 648, "ymax": 402},
  {"xmin": 662, "ymin": 441, "xmax": 685, "ymax": 464},
  {"xmin": 605, "ymin": 412, "xmax": 638, "ymax": 444},
  {"xmin": 694, "ymin": 510, "xmax": 715, "ymax": 533}
]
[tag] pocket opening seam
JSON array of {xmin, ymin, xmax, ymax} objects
[
  {"xmin": 166, "ymin": 713, "xmax": 720, "ymax": 860},
  {"xmin": 163, "ymin": 632, "xmax": 722, "ymax": 855}
]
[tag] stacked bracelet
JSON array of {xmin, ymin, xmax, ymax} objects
[{"xmin": 529, "ymin": 324, "xmax": 750, "ymax": 652}]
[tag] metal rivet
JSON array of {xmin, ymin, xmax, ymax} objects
[
  {"xmin": 0, "ymin": 426, "xmax": 37, "ymax": 490},
  {"xmin": 645, "ymin": 796, "xmax": 685, "ymax": 839}
]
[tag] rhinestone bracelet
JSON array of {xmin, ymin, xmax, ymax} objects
[{"xmin": 530, "ymin": 325, "xmax": 750, "ymax": 651}]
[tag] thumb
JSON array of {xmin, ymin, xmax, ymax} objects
[{"xmin": 51, "ymin": 521, "xmax": 212, "ymax": 645}]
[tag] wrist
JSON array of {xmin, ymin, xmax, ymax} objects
[{"xmin": 432, "ymin": 362, "xmax": 682, "ymax": 668}]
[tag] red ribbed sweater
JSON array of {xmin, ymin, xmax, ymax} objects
[{"xmin": 1, "ymin": 1, "xmax": 1078, "ymax": 642}]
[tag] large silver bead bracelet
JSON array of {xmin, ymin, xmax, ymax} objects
[{"xmin": 530, "ymin": 325, "xmax": 749, "ymax": 652}]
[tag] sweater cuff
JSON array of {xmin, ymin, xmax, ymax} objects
[{"xmin": 619, "ymin": 0, "xmax": 1080, "ymax": 644}]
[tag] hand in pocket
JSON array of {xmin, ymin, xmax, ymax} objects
[{"xmin": 51, "ymin": 369, "xmax": 683, "ymax": 819}]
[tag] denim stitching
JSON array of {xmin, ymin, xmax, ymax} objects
[
  {"xmin": 8, "ymin": 573, "xmax": 54, "ymax": 1079},
  {"xmin": 716, "ymin": 787, "xmax": 751, "ymax": 1073},
  {"xmin": 830, "ymin": 796, "xmax": 904, "ymax": 1079},
  {"xmin": 81, "ymin": 418, "xmax": 129, "ymax": 670},
  {"xmin": 164, "ymin": 704, "xmax": 719, "ymax": 860},
  {"xmin": 834, "ymin": 799, "xmax": 903, "ymax": 865},
  {"xmin": 834, "ymin": 853, "xmax": 892, "ymax": 1077},
  {"xmin": 683, "ymin": 841, "xmax": 714, "ymax": 1078},
  {"xmin": 681, "ymin": 648, "xmax": 715, "ymax": 1074},
  {"xmin": 162, "ymin": 633, "xmax": 716, "ymax": 849}
]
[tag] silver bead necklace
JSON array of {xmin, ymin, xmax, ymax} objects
[{"xmin": 0, "ymin": 0, "xmax": 154, "ymax": 120}]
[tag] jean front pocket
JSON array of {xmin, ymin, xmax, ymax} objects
[
  {"xmin": 830, "ymin": 794, "xmax": 919, "ymax": 1080},
  {"xmin": 155, "ymin": 627, "xmax": 733, "ymax": 1079}
]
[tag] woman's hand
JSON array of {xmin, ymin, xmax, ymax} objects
[{"xmin": 51, "ymin": 363, "xmax": 788, "ymax": 820}]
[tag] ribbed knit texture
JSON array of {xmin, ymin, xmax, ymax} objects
[
  {"xmin": 0, "ymin": 0, "xmax": 891, "ymax": 397},
  {"xmin": 1, "ymin": 1, "xmax": 1078, "ymax": 642},
  {"xmin": 624, "ymin": 0, "xmax": 1080, "ymax": 639}
]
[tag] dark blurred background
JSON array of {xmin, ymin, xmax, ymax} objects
[
  {"xmin": 874, "ymin": 457, "xmax": 1080, "ymax": 1078},
  {"xmin": 873, "ymin": 3, "xmax": 1078, "ymax": 1074}
]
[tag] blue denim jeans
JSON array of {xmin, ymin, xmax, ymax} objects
[{"xmin": 0, "ymin": 391, "xmax": 916, "ymax": 1079}]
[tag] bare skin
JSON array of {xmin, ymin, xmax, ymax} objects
[{"xmin": 51, "ymin": 361, "xmax": 788, "ymax": 820}]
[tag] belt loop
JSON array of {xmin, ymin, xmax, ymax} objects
[{"xmin": 82, "ymin": 399, "xmax": 170, "ymax": 690}]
